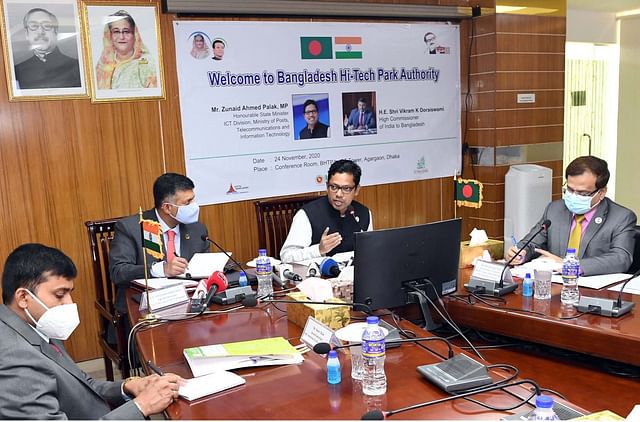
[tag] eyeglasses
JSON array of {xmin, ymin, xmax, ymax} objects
[
  {"xmin": 111, "ymin": 29, "xmax": 133, "ymax": 37},
  {"xmin": 327, "ymin": 184, "xmax": 356, "ymax": 193},
  {"xmin": 562, "ymin": 184, "xmax": 600, "ymax": 198},
  {"xmin": 304, "ymin": 109, "xmax": 318, "ymax": 115},
  {"xmin": 26, "ymin": 22, "xmax": 55, "ymax": 32}
]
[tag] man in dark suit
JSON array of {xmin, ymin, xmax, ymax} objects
[
  {"xmin": 109, "ymin": 173, "xmax": 210, "ymax": 315},
  {"xmin": 507, "ymin": 156, "xmax": 637, "ymax": 275},
  {"xmin": 299, "ymin": 99, "xmax": 329, "ymax": 139},
  {"xmin": 0, "ymin": 243, "xmax": 183, "ymax": 419},
  {"xmin": 14, "ymin": 8, "xmax": 81, "ymax": 90},
  {"xmin": 344, "ymin": 97, "xmax": 376, "ymax": 131}
]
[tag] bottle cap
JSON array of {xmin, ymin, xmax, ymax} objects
[
  {"xmin": 328, "ymin": 350, "xmax": 338, "ymax": 358},
  {"xmin": 525, "ymin": 273, "xmax": 531, "ymax": 279},
  {"xmin": 258, "ymin": 249, "xmax": 267, "ymax": 256},
  {"xmin": 535, "ymin": 394, "xmax": 554, "ymax": 409},
  {"xmin": 239, "ymin": 271, "xmax": 247, "ymax": 277},
  {"xmin": 366, "ymin": 316, "xmax": 379, "ymax": 325},
  {"xmin": 566, "ymin": 248, "xmax": 576, "ymax": 254}
]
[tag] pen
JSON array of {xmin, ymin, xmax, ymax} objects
[
  {"xmin": 511, "ymin": 234, "xmax": 518, "ymax": 247},
  {"xmin": 175, "ymin": 252, "xmax": 191, "ymax": 278},
  {"xmin": 147, "ymin": 360, "xmax": 165, "ymax": 376}
]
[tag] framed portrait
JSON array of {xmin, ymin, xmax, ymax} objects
[
  {"xmin": 81, "ymin": 1, "xmax": 164, "ymax": 102},
  {"xmin": 0, "ymin": 0, "xmax": 87, "ymax": 101}
]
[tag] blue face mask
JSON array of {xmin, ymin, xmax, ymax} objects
[{"xmin": 563, "ymin": 191, "xmax": 597, "ymax": 215}]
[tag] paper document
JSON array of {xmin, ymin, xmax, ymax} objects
[
  {"xmin": 607, "ymin": 275, "xmax": 640, "ymax": 295},
  {"xmin": 294, "ymin": 251, "xmax": 354, "ymax": 267},
  {"xmin": 178, "ymin": 371, "xmax": 245, "ymax": 401},
  {"xmin": 551, "ymin": 273, "xmax": 631, "ymax": 290},
  {"xmin": 131, "ymin": 278, "xmax": 198, "ymax": 290},
  {"xmin": 176, "ymin": 252, "xmax": 230, "ymax": 279},
  {"xmin": 184, "ymin": 337, "xmax": 304, "ymax": 377}
]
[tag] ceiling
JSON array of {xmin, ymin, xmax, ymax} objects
[
  {"xmin": 567, "ymin": 0, "xmax": 640, "ymax": 13},
  {"xmin": 496, "ymin": 0, "xmax": 640, "ymax": 15}
]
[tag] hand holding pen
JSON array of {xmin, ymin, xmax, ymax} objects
[{"xmin": 163, "ymin": 252, "xmax": 189, "ymax": 277}]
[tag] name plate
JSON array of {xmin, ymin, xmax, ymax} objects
[
  {"xmin": 471, "ymin": 259, "xmax": 513, "ymax": 283},
  {"xmin": 300, "ymin": 316, "xmax": 339, "ymax": 351},
  {"xmin": 139, "ymin": 284, "xmax": 189, "ymax": 311}
]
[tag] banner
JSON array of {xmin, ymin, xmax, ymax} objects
[{"xmin": 174, "ymin": 21, "xmax": 461, "ymax": 204}]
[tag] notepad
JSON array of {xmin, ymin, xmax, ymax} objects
[{"xmin": 178, "ymin": 371, "xmax": 246, "ymax": 401}]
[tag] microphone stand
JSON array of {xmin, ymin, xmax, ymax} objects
[{"xmin": 576, "ymin": 269, "xmax": 639, "ymax": 317}]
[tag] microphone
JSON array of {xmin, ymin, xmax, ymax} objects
[
  {"xmin": 320, "ymin": 257, "xmax": 341, "ymax": 278},
  {"xmin": 576, "ymin": 268, "xmax": 639, "ymax": 317},
  {"xmin": 348, "ymin": 205, "xmax": 366, "ymax": 232},
  {"xmin": 306, "ymin": 261, "xmax": 320, "ymax": 277},
  {"xmin": 466, "ymin": 219, "xmax": 551, "ymax": 297},
  {"xmin": 241, "ymin": 295, "xmax": 371, "ymax": 313},
  {"xmin": 360, "ymin": 379, "xmax": 541, "ymax": 419},
  {"xmin": 313, "ymin": 336, "xmax": 454, "ymax": 358},
  {"xmin": 283, "ymin": 268, "xmax": 303, "ymax": 283},
  {"xmin": 191, "ymin": 271, "xmax": 228, "ymax": 313},
  {"xmin": 200, "ymin": 234, "xmax": 248, "ymax": 276}
]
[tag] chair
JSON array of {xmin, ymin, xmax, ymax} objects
[
  {"xmin": 254, "ymin": 195, "xmax": 318, "ymax": 258},
  {"xmin": 84, "ymin": 217, "xmax": 129, "ymax": 381},
  {"xmin": 629, "ymin": 225, "xmax": 640, "ymax": 274}
]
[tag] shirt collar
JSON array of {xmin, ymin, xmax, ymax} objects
[
  {"xmin": 578, "ymin": 202, "xmax": 600, "ymax": 223},
  {"xmin": 28, "ymin": 322, "xmax": 50, "ymax": 343},
  {"xmin": 155, "ymin": 209, "xmax": 180, "ymax": 236}
]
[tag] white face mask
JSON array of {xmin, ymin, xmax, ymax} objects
[
  {"xmin": 23, "ymin": 289, "xmax": 80, "ymax": 340},
  {"xmin": 169, "ymin": 201, "xmax": 200, "ymax": 225}
]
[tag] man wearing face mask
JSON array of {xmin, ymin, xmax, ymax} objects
[
  {"xmin": 109, "ymin": 173, "xmax": 210, "ymax": 316},
  {"xmin": 507, "ymin": 156, "xmax": 637, "ymax": 276},
  {"xmin": 0, "ymin": 243, "xmax": 185, "ymax": 419}
]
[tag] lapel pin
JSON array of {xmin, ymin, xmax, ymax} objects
[
  {"xmin": 595, "ymin": 217, "xmax": 603, "ymax": 224},
  {"xmin": 185, "ymin": 233, "xmax": 190, "ymax": 240}
]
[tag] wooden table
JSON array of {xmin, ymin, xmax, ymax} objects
[
  {"xmin": 446, "ymin": 273, "xmax": 640, "ymax": 366},
  {"xmin": 126, "ymin": 289, "xmax": 587, "ymax": 420}
]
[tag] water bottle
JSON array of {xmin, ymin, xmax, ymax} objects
[
  {"xmin": 522, "ymin": 273, "xmax": 534, "ymax": 297},
  {"xmin": 362, "ymin": 316, "xmax": 387, "ymax": 395},
  {"xmin": 238, "ymin": 271, "xmax": 248, "ymax": 287},
  {"xmin": 327, "ymin": 350, "xmax": 341, "ymax": 384},
  {"xmin": 527, "ymin": 395, "xmax": 560, "ymax": 420},
  {"xmin": 255, "ymin": 249, "xmax": 273, "ymax": 297},
  {"xmin": 561, "ymin": 248, "xmax": 580, "ymax": 305}
]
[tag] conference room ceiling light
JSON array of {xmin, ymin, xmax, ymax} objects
[{"xmin": 163, "ymin": 0, "xmax": 473, "ymax": 19}]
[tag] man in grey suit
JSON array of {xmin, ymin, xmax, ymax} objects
[
  {"xmin": 109, "ymin": 173, "xmax": 210, "ymax": 315},
  {"xmin": 507, "ymin": 156, "xmax": 637, "ymax": 275},
  {"xmin": 0, "ymin": 243, "xmax": 183, "ymax": 419}
]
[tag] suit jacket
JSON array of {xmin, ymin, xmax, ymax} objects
[
  {"xmin": 109, "ymin": 208, "xmax": 209, "ymax": 313},
  {"xmin": 346, "ymin": 108, "xmax": 376, "ymax": 129},
  {"xmin": 519, "ymin": 197, "xmax": 637, "ymax": 275},
  {"xmin": 14, "ymin": 48, "xmax": 82, "ymax": 89},
  {"xmin": 0, "ymin": 305, "xmax": 143, "ymax": 420}
]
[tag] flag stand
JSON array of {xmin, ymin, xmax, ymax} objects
[{"xmin": 138, "ymin": 207, "xmax": 159, "ymax": 322}]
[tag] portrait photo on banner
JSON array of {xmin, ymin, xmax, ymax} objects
[
  {"xmin": 292, "ymin": 92, "xmax": 331, "ymax": 141},
  {"xmin": 81, "ymin": 2, "xmax": 164, "ymax": 102},
  {"xmin": 342, "ymin": 91, "xmax": 377, "ymax": 136},
  {"xmin": 0, "ymin": 0, "xmax": 87, "ymax": 100}
]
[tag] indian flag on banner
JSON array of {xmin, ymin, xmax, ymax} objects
[
  {"xmin": 334, "ymin": 36, "xmax": 362, "ymax": 59},
  {"xmin": 300, "ymin": 37, "xmax": 333, "ymax": 59},
  {"xmin": 455, "ymin": 178, "xmax": 483, "ymax": 208},
  {"xmin": 141, "ymin": 219, "xmax": 164, "ymax": 260}
]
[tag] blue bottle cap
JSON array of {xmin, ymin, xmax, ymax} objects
[
  {"xmin": 535, "ymin": 395, "xmax": 554, "ymax": 409},
  {"xmin": 239, "ymin": 271, "xmax": 247, "ymax": 277},
  {"xmin": 258, "ymin": 249, "xmax": 267, "ymax": 255},
  {"xmin": 566, "ymin": 248, "xmax": 576, "ymax": 254},
  {"xmin": 525, "ymin": 273, "xmax": 531, "ymax": 279},
  {"xmin": 328, "ymin": 350, "xmax": 338, "ymax": 358},
  {"xmin": 366, "ymin": 316, "xmax": 379, "ymax": 324}
]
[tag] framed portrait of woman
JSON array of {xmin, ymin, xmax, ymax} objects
[
  {"xmin": 0, "ymin": 0, "xmax": 87, "ymax": 101},
  {"xmin": 81, "ymin": 1, "xmax": 164, "ymax": 102}
]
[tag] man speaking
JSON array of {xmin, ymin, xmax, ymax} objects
[
  {"xmin": 507, "ymin": 156, "xmax": 637, "ymax": 275},
  {"xmin": 280, "ymin": 159, "xmax": 372, "ymax": 263}
]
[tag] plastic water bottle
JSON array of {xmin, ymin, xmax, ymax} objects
[
  {"xmin": 561, "ymin": 248, "xmax": 580, "ymax": 305},
  {"xmin": 527, "ymin": 395, "xmax": 560, "ymax": 420},
  {"xmin": 255, "ymin": 249, "xmax": 273, "ymax": 297},
  {"xmin": 327, "ymin": 350, "xmax": 341, "ymax": 384},
  {"xmin": 522, "ymin": 273, "xmax": 534, "ymax": 297},
  {"xmin": 238, "ymin": 271, "xmax": 248, "ymax": 287},
  {"xmin": 362, "ymin": 316, "xmax": 387, "ymax": 395}
]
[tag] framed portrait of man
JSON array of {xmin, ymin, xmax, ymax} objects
[
  {"xmin": 81, "ymin": 2, "xmax": 164, "ymax": 102},
  {"xmin": 0, "ymin": 0, "xmax": 87, "ymax": 100}
]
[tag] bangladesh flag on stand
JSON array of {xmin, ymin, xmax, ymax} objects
[
  {"xmin": 141, "ymin": 218, "xmax": 164, "ymax": 260},
  {"xmin": 455, "ymin": 178, "xmax": 483, "ymax": 208},
  {"xmin": 300, "ymin": 37, "xmax": 333, "ymax": 59}
]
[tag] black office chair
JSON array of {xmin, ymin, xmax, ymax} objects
[{"xmin": 628, "ymin": 225, "xmax": 640, "ymax": 273}]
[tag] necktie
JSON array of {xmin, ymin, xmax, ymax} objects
[
  {"xmin": 50, "ymin": 341, "xmax": 62, "ymax": 355},
  {"xmin": 359, "ymin": 112, "xmax": 364, "ymax": 127},
  {"xmin": 166, "ymin": 230, "xmax": 176, "ymax": 262},
  {"xmin": 567, "ymin": 214, "xmax": 585, "ymax": 255}
]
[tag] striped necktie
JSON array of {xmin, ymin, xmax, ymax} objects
[{"xmin": 567, "ymin": 214, "xmax": 585, "ymax": 255}]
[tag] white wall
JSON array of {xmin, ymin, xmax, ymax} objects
[{"xmin": 567, "ymin": 9, "xmax": 617, "ymax": 43}]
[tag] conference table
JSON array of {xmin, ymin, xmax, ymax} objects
[
  {"xmin": 446, "ymin": 272, "xmax": 640, "ymax": 366},
  {"xmin": 127, "ymin": 288, "xmax": 588, "ymax": 420}
]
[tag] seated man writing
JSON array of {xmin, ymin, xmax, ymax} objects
[
  {"xmin": 0, "ymin": 243, "xmax": 184, "ymax": 419},
  {"xmin": 280, "ymin": 159, "xmax": 373, "ymax": 263},
  {"xmin": 507, "ymin": 156, "xmax": 637, "ymax": 275}
]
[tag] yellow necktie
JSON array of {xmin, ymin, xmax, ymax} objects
[{"xmin": 567, "ymin": 214, "xmax": 585, "ymax": 255}]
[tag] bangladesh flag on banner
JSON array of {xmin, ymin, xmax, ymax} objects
[
  {"xmin": 334, "ymin": 36, "xmax": 362, "ymax": 59},
  {"xmin": 455, "ymin": 178, "xmax": 483, "ymax": 208},
  {"xmin": 300, "ymin": 37, "xmax": 332, "ymax": 59},
  {"xmin": 141, "ymin": 218, "xmax": 164, "ymax": 260}
]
